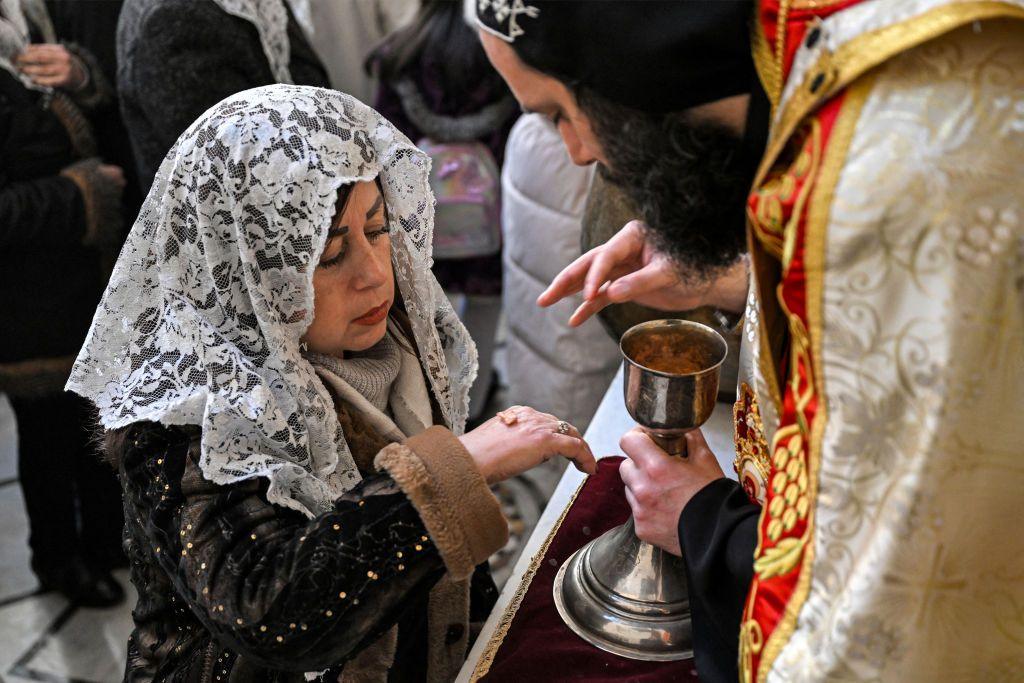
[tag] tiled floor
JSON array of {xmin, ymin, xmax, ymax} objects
[
  {"xmin": 0, "ymin": 333, "xmax": 559, "ymax": 682},
  {"xmin": 0, "ymin": 393, "xmax": 135, "ymax": 683}
]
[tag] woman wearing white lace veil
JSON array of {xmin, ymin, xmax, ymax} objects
[{"xmin": 68, "ymin": 84, "xmax": 595, "ymax": 682}]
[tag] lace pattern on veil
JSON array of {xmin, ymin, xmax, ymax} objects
[{"xmin": 67, "ymin": 85, "xmax": 477, "ymax": 517}]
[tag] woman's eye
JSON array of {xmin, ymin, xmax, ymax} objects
[
  {"xmin": 318, "ymin": 238, "xmax": 346, "ymax": 268},
  {"xmin": 319, "ymin": 251, "xmax": 344, "ymax": 268},
  {"xmin": 367, "ymin": 226, "xmax": 391, "ymax": 243}
]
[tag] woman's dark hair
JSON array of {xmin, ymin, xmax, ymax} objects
[{"xmin": 366, "ymin": 0, "xmax": 504, "ymax": 96}]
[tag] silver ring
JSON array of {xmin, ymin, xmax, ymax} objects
[{"xmin": 557, "ymin": 420, "xmax": 571, "ymax": 435}]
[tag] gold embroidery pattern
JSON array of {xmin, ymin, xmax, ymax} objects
[
  {"xmin": 752, "ymin": 0, "xmax": 1024, "ymax": 198},
  {"xmin": 765, "ymin": 18, "xmax": 1024, "ymax": 682},
  {"xmin": 749, "ymin": 121, "xmax": 820, "ymax": 259},
  {"xmin": 739, "ymin": 66, "xmax": 876, "ymax": 683},
  {"xmin": 733, "ymin": 383, "xmax": 772, "ymax": 505}
]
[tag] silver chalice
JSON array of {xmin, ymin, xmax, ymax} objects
[{"xmin": 553, "ymin": 319, "xmax": 727, "ymax": 661}]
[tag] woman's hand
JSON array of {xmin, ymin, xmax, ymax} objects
[
  {"xmin": 537, "ymin": 219, "xmax": 749, "ymax": 326},
  {"xmin": 460, "ymin": 406, "xmax": 598, "ymax": 484},
  {"xmin": 96, "ymin": 163, "xmax": 127, "ymax": 190},
  {"xmin": 16, "ymin": 44, "xmax": 87, "ymax": 90}
]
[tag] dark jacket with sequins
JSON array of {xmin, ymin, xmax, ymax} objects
[{"xmin": 111, "ymin": 415, "xmax": 507, "ymax": 682}]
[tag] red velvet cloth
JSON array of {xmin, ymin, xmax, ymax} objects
[{"xmin": 480, "ymin": 457, "xmax": 698, "ymax": 681}]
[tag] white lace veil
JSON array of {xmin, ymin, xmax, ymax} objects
[
  {"xmin": 212, "ymin": 0, "xmax": 293, "ymax": 84},
  {"xmin": 67, "ymin": 85, "xmax": 478, "ymax": 518}
]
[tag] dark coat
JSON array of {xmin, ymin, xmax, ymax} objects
[
  {"xmin": 109, "ymin": 416, "xmax": 500, "ymax": 682},
  {"xmin": 116, "ymin": 0, "xmax": 331, "ymax": 196},
  {"xmin": 0, "ymin": 39, "xmax": 120, "ymax": 395},
  {"xmin": 678, "ymin": 478, "xmax": 759, "ymax": 682}
]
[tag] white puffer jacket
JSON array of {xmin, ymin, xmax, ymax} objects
[{"xmin": 501, "ymin": 115, "xmax": 620, "ymax": 432}]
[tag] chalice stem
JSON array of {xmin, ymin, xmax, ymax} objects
[{"xmin": 646, "ymin": 429, "xmax": 689, "ymax": 457}]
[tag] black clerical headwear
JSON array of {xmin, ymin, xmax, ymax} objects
[{"xmin": 475, "ymin": 0, "xmax": 755, "ymax": 113}]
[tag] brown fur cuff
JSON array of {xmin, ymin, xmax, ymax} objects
[
  {"xmin": 375, "ymin": 427, "xmax": 508, "ymax": 580},
  {"xmin": 65, "ymin": 43, "xmax": 113, "ymax": 110},
  {"xmin": 60, "ymin": 157, "xmax": 123, "ymax": 250},
  {"xmin": 0, "ymin": 356, "xmax": 75, "ymax": 398}
]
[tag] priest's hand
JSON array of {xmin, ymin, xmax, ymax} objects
[
  {"xmin": 619, "ymin": 427, "xmax": 725, "ymax": 556},
  {"xmin": 537, "ymin": 219, "xmax": 748, "ymax": 327}
]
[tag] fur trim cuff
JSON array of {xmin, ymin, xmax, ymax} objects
[{"xmin": 375, "ymin": 426, "xmax": 508, "ymax": 579}]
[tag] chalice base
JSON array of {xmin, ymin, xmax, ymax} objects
[{"xmin": 553, "ymin": 518, "xmax": 694, "ymax": 661}]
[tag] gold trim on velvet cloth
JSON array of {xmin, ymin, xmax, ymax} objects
[
  {"xmin": 753, "ymin": 1, "xmax": 1024, "ymax": 192},
  {"xmin": 748, "ymin": 74, "xmax": 874, "ymax": 683},
  {"xmin": 469, "ymin": 477, "xmax": 587, "ymax": 681}
]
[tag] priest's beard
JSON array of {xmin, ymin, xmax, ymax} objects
[{"xmin": 580, "ymin": 90, "xmax": 755, "ymax": 283}]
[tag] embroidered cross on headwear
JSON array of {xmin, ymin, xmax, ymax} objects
[{"xmin": 478, "ymin": 0, "xmax": 539, "ymax": 43}]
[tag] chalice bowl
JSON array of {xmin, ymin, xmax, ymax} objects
[{"xmin": 553, "ymin": 319, "xmax": 727, "ymax": 661}]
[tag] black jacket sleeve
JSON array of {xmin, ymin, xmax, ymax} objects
[
  {"xmin": 678, "ymin": 477, "xmax": 760, "ymax": 683},
  {"xmin": 119, "ymin": 425, "xmax": 447, "ymax": 673},
  {"xmin": 0, "ymin": 174, "xmax": 85, "ymax": 248}
]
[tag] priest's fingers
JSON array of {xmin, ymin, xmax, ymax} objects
[
  {"xmin": 582, "ymin": 219, "xmax": 646, "ymax": 301},
  {"xmin": 620, "ymin": 427, "xmax": 685, "ymax": 480},
  {"xmin": 538, "ymin": 248, "xmax": 597, "ymax": 307},
  {"xmin": 604, "ymin": 259, "xmax": 683, "ymax": 304},
  {"xmin": 618, "ymin": 456, "xmax": 639, "ymax": 490},
  {"xmin": 550, "ymin": 433, "xmax": 597, "ymax": 475},
  {"xmin": 567, "ymin": 284, "xmax": 612, "ymax": 327},
  {"xmin": 623, "ymin": 485, "xmax": 641, "ymax": 518},
  {"xmin": 683, "ymin": 428, "xmax": 711, "ymax": 455},
  {"xmin": 682, "ymin": 429, "xmax": 725, "ymax": 479}
]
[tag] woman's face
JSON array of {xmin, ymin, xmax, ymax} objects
[{"xmin": 303, "ymin": 180, "xmax": 394, "ymax": 356}]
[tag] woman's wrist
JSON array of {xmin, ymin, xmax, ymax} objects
[{"xmin": 458, "ymin": 431, "xmax": 495, "ymax": 485}]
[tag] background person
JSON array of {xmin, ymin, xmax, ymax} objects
[
  {"xmin": 0, "ymin": 0, "xmax": 127, "ymax": 606},
  {"xmin": 500, "ymin": 113, "xmax": 617, "ymax": 434},
  {"xmin": 367, "ymin": 0, "xmax": 518, "ymax": 422},
  {"xmin": 117, "ymin": 0, "xmax": 330, "ymax": 194}
]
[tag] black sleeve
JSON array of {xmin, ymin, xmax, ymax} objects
[
  {"xmin": 678, "ymin": 477, "xmax": 760, "ymax": 683},
  {"xmin": 0, "ymin": 174, "xmax": 86, "ymax": 248},
  {"xmin": 120, "ymin": 426, "xmax": 447, "ymax": 672}
]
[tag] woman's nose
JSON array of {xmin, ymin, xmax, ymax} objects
[{"xmin": 352, "ymin": 244, "xmax": 389, "ymax": 290}]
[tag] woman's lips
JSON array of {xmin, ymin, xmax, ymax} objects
[{"xmin": 352, "ymin": 301, "xmax": 389, "ymax": 326}]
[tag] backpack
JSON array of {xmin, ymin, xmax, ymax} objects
[{"xmin": 417, "ymin": 138, "xmax": 502, "ymax": 259}]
